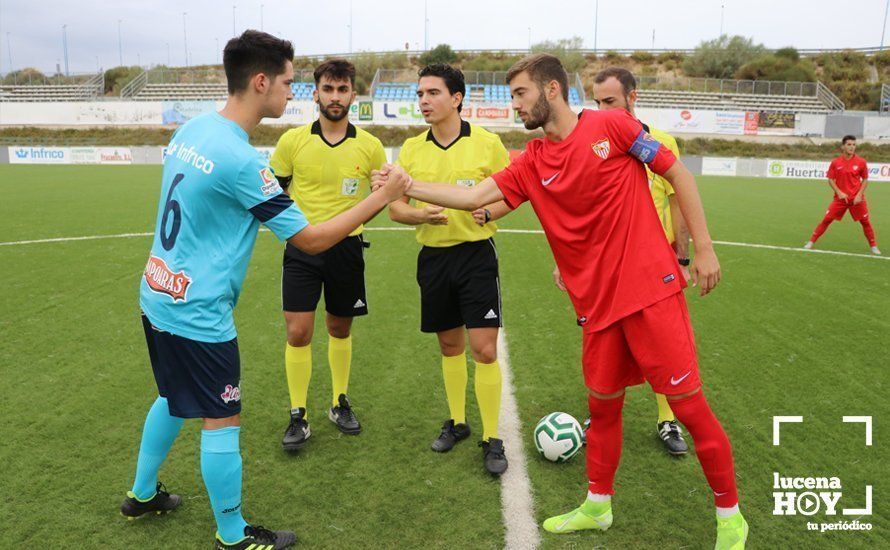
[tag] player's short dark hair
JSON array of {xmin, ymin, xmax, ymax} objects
[
  {"xmin": 418, "ymin": 64, "xmax": 466, "ymax": 112},
  {"xmin": 594, "ymin": 67, "xmax": 637, "ymax": 95},
  {"xmin": 314, "ymin": 59, "xmax": 356, "ymax": 86},
  {"xmin": 223, "ymin": 30, "xmax": 294, "ymax": 95},
  {"xmin": 506, "ymin": 54, "xmax": 569, "ymax": 102},
  {"xmin": 842, "ymin": 135, "xmax": 857, "ymax": 144}
]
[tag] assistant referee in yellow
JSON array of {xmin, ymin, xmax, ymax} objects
[
  {"xmin": 270, "ymin": 59, "xmax": 386, "ymax": 451},
  {"xmin": 390, "ymin": 64, "xmax": 510, "ymax": 475}
]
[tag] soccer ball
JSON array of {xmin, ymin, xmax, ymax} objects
[{"xmin": 534, "ymin": 412, "xmax": 585, "ymax": 463}]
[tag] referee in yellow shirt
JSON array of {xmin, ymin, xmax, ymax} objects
[
  {"xmin": 390, "ymin": 64, "xmax": 510, "ymax": 475},
  {"xmin": 270, "ymin": 59, "xmax": 386, "ymax": 451},
  {"xmin": 554, "ymin": 67, "xmax": 692, "ymax": 456}
]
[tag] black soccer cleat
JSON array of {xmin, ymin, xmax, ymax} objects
[
  {"xmin": 214, "ymin": 524, "xmax": 297, "ymax": 549},
  {"xmin": 658, "ymin": 420, "xmax": 689, "ymax": 456},
  {"xmin": 282, "ymin": 408, "xmax": 311, "ymax": 452},
  {"xmin": 329, "ymin": 394, "xmax": 361, "ymax": 435},
  {"xmin": 480, "ymin": 438, "xmax": 509, "ymax": 476},
  {"xmin": 430, "ymin": 419, "xmax": 471, "ymax": 452},
  {"xmin": 120, "ymin": 482, "xmax": 182, "ymax": 519}
]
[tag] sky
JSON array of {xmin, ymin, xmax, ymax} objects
[{"xmin": 2, "ymin": 0, "xmax": 889, "ymax": 74}]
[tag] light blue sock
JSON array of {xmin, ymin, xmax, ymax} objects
[
  {"xmin": 201, "ymin": 426, "xmax": 249, "ymax": 544},
  {"xmin": 131, "ymin": 396, "xmax": 184, "ymax": 500}
]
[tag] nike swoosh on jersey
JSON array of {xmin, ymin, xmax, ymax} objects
[
  {"xmin": 670, "ymin": 371, "xmax": 692, "ymax": 385},
  {"xmin": 541, "ymin": 172, "xmax": 560, "ymax": 186}
]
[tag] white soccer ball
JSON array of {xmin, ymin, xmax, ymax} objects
[{"xmin": 534, "ymin": 412, "xmax": 585, "ymax": 463}]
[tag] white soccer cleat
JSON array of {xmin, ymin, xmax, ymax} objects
[
  {"xmin": 802, "ymin": 241, "xmax": 814, "ymax": 250},
  {"xmin": 871, "ymin": 246, "xmax": 882, "ymax": 255}
]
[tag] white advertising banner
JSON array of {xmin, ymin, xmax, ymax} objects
[
  {"xmin": 0, "ymin": 102, "xmax": 163, "ymax": 125},
  {"xmin": 8, "ymin": 146, "xmax": 133, "ymax": 164},
  {"xmin": 702, "ymin": 157, "xmax": 738, "ymax": 176},
  {"xmin": 714, "ymin": 111, "xmax": 746, "ymax": 135},
  {"xmin": 766, "ymin": 159, "xmax": 830, "ymax": 179},
  {"xmin": 9, "ymin": 146, "xmax": 70, "ymax": 164},
  {"xmin": 661, "ymin": 109, "xmax": 718, "ymax": 134}
]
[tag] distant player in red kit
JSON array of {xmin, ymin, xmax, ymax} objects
[
  {"xmin": 373, "ymin": 54, "xmax": 747, "ymax": 549},
  {"xmin": 804, "ymin": 135, "xmax": 880, "ymax": 255}
]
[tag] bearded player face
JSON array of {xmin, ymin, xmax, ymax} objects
[
  {"xmin": 315, "ymin": 75, "xmax": 355, "ymax": 122},
  {"xmin": 509, "ymin": 71, "xmax": 554, "ymax": 130}
]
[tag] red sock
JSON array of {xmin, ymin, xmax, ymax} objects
[
  {"xmin": 810, "ymin": 214, "xmax": 834, "ymax": 243},
  {"xmin": 861, "ymin": 218, "xmax": 877, "ymax": 247},
  {"xmin": 585, "ymin": 394, "xmax": 625, "ymax": 495},
  {"xmin": 669, "ymin": 391, "xmax": 739, "ymax": 508}
]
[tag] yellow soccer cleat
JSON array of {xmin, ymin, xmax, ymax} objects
[
  {"xmin": 715, "ymin": 511, "xmax": 748, "ymax": 549},
  {"xmin": 543, "ymin": 501, "xmax": 613, "ymax": 534}
]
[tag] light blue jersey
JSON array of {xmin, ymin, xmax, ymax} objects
[{"xmin": 140, "ymin": 112, "xmax": 308, "ymax": 342}]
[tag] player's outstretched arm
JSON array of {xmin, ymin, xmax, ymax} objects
[
  {"xmin": 472, "ymin": 200, "xmax": 512, "ymax": 226},
  {"xmin": 663, "ymin": 161, "xmax": 720, "ymax": 296},
  {"xmin": 389, "ymin": 196, "xmax": 449, "ymax": 225},
  {"xmin": 373, "ymin": 164, "xmax": 505, "ymax": 211},
  {"xmin": 288, "ymin": 176, "xmax": 409, "ymax": 254}
]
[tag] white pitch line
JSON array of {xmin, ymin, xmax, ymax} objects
[
  {"xmin": 1, "ymin": 226, "xmax": 887, "ymax": 262},
  {"xmin": 497, "ymin": 329, "xmax": 541, "ymax": 550}
]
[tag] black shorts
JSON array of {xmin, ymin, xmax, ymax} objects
[
  {"xmin": 282, "ymin": 235, "xmax": 368, "ymax": 317},
  {"xmin": 417, "ymin": 238, "xmax": 502, "ymax": 333},
  {"xmin": 141, "ymin": 314, "xmax": 241, "ymax": 419}
]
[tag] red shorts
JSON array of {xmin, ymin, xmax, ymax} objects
[
  {"xmin": 582, "ymin": 292, "xmax": 701, "ymax": 395},
  {"xmin": 826, "ymin": 197, "xmax": 869, "ymax": 222}
]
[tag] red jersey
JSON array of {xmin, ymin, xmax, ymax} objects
[
  {"xmin": 492, "ymin": 109, "xmax": 684, "ymax": 332},
  {"xmin": 827, "ymin": 155, "xmax": 868, "ymax": 197}
]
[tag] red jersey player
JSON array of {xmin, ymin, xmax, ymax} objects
[
  {"xmin": 373, "ymin": 54, "xmax": 747, "ymax": 549},
  {"xmin": 804, "ymin": 135, "xmax": 880, "ymax": 254}
]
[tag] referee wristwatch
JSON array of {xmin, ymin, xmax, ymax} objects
[{"xmin": 677, "ymin": 257, "xmax": 691, "ymax": 266}]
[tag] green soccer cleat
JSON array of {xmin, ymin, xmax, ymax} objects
[
  {"xmin": 119, "ymin": 482, "xmax": 182, "ymax": 519},
  {"xmin": 715, "ymin": 511, "xmax": 748, "ymax": 550},
  {"xmin": 214, "ymin": 524, "xmax": 297, "ymax": 549},
  {"xmin": 542, "ymin": 501, "xmax": 613, "ymax": 534}
]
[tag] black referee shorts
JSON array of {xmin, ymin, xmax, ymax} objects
[
  {"xmin": 416, "ymin": 238, "xmax": 502, "ymax": 333},
  {"xmin": 282, "ymin": 235, "xmax": 368, "ymax": 317}
]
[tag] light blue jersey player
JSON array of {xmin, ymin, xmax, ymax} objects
[
  {"xmin": 140, "ymin": 110, "xmax": 306, "ymax": 344},
  {"xmin": 119, "ymin": 31, "xmax": 409, "ymax": 550}
]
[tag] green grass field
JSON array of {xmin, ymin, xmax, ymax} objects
[{"xmin": 1, "ymin": 165, "xmax": 887, "ymax": 549}]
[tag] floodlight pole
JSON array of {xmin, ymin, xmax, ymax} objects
[
  {"xmin": 117, "ymin": 20, "xmax": 123, "ymax": 66},
  {"xmin": 882, "ymin": 0, "xmax": 890, "ymax": 50},
  {"xmin": 527, "ymin": 27, "xmax": 531, "ymax": 50},
  {"xmin": 233, "ymin": 5, "xmax": 237, "ymax": 38},
  {"xmin": 424, "ymin": 0, "xmax": 429, "ymax": 50},
  {"xmin": 62, "ymin": 24, "xmax": 69, "ymax": 76},
  {"xmin": 6, "ymin": 33, "xmax": 12, "ymax": 73},
  {"xmin": 166, "ymin": 42, "xmax": 171, "ymax": 66},
  {"xmin": 216, "ymin": 38, "xmax": 220, "ymax": 65},
  {"xmin": 720, "ymin": 3, "xmax": 725, "ymax": 36},
  {"xmin": 260, "ymin": 4, "xmax": 264, "ymax": 31},
  {"xmin": 183, "ymin": 12, "xmax": 188, "ymax": 67},
  {"xmin": 593, "ymin": 0, "xmax": 598, "ymax": 56},
  {"xmin": 348, "ymin": 0, "xmax": 353, "ymax": 53}
]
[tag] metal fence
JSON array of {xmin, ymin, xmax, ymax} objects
[
  {"xmin": 0, "ymin": 71, "xmax": 102, "ymax": 87},
  {"xmin": 882, "ymin": 83, "xmax": 890, "ymax": 114},
  {"xmin": 636, "ymin": 76, "xmax": 819, "ymax": 96}
]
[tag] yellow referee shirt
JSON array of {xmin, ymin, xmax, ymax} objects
[
  {"xmin": 270, "ymin": 121, "xmax": 386, "ymax": 236},
  {"xmin": 645, "ymin": 125, "xmax": 681, "ymax": 244},
  {"xmin": 397, "ymin": 120, "xmax": 510, "ymax": 247}
]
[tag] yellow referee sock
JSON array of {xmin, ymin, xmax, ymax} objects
[
  {"xmin": 441, "ymin": 353, "xmax": 467, "ymax": 425},
  {"xmin": 285, "ymin": 343, "xmax": 312, "ymax": 415},
  {"xmin": 328, "ymin": 334, "xmax": 352, "ymax": 406},
  {"xmin": 655, "ymin": 393, "xmax": 675, "ymax": 423},
  {"xmin": 474, "ymin": 360, "xmax": 502, "ymax": 441}
]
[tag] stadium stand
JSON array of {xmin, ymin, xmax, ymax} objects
[
  {"xmin": 635, "ymin": 77, "xmax": 844, "ymax": 113},
  {"xmin": 122, "ymin": 69, "xmax": 316, "ymax": 101},
  {"xmin": 0, "ymin": 73, "xmax": 104, "ymax": 102},
  {"xmin": 371, "ymin": 69, "xmax": 586, "ymax": 105}
]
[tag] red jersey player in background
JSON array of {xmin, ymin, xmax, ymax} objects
[
  {"xmin": 373, "ymin": 54, "xmax": 747, "ymax": 549},
  {"xmin": 804, "ymin": 135, "xmax": 880, "ymax": 255}
]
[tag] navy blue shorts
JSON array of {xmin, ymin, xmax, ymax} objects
[{"xmin": 141, "ymin": 314, "xmax": 241, "ymax": 419}]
